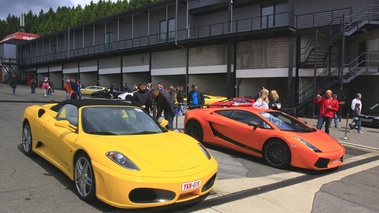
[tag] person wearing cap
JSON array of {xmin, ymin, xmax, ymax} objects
[{"xmin": 64, "ymin": 79, "xmax": 72, "ymax": 100}]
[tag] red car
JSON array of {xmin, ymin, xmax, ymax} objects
[{"xmin": 209, "ymin": 97, "xmax": 255, "ymax": 108}]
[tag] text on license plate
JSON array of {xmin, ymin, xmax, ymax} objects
[{"xmin": 182, "ymin": 180, "xmax": 201, "ymax": 191}]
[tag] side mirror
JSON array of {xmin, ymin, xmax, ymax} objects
[
  {"xmin": 247, "ymin": 121, "xmax": 260, "ymax": 130},
  {"xmin": 55, "ymin": 120, "xmax": 77, "ymax": 132},
  {"xmin": 160, "ymin": 119, "xmax": 169, "ymax": 129}
]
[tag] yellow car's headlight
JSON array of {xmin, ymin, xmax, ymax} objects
[
  {"xmin": 198, "ymin": 143, "xmax": 212, "ymax": 160},
  {"xmin": 106, "ymin": 151, "xmax": 140, "ymax": 171}
]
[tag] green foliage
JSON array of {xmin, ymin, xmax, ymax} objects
[{"xmin": 0, "ymin": 0, "xmax": 160, "ymax": 39}]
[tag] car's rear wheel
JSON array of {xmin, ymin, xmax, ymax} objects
[
  {"xmin": 263, "ymin": 139, "xmax": 291, "ymax": 169},
  {"xmin": 74, "ymin": 153, "xmax": 96, "ymax": 202},
  {"xmin": 22, "ymin": 122, "xmax": 33, "ymax": 156},
  {"xmin": 185, "ymin": 120, "xmax": 203, "ymax": 142}
]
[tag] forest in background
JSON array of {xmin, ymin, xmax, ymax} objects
[{"xmin": 0, "ymin": 0, "xmax": 160, "ymax": 39}]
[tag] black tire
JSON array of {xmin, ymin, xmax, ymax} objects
[
  {"xmin": 74, "ymin": 153, "xmax": 96, "ymax": 202},
  {"xmin": 263, "ymin": 139, "xmax": 291, "ymax": 169},
  {"xmin": 22, "ymin": 122, "xmax": 34, "ymax": 156},
  {"xmin": 185, "ymin": 120, "xmax": 203, "ymax": 142}
]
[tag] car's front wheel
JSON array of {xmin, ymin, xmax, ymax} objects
[
  {"xmin": 263, "ymin": 139, "xmax": 291, "ymax": 169},
  {"xmin": 22, "ymin": 122, "xmax": 33, "ymax": 156},
  {"xmin": 185, "ymin": 120, "xmax": 203, "ymax": 142},
  {"xmin": 74, "ymin": 153, "xmax": 96, "ymax": 202}
]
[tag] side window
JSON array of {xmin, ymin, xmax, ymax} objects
[
  {"xmin": 56, "ymin": 104, "xmax": 78, "ymax": 126},
  {"xmin": 215, "ymin": 110, "xmax": 233, "ymax": 118},
  {"xmin": 229, "ymin": 110, "xmax": 263, "ymax": 125}
]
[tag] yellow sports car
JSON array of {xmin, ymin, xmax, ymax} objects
[
  {"xmin": 80, "ymin": 85, "xmax": 108, "ymax": 95},
  {"xmin": 204, "ymin": 94, "xmax": 227, "ymax": 105},
  {"xmin": 21, "ymin": 99, "xmax": 218, "ymax": 209}
]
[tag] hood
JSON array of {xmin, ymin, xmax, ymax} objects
[{"xmin": 99, "ymin": 132, "xmax": 201, "ymax": 172}]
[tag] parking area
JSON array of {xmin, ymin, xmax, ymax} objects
[{"xmin": 0, "ymin": 84, "xmax": 378, "ymax": 213}]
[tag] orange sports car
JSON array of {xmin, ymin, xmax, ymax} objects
[{"xmin": 184, "ymin": 107, "xmax": 345, "ymax": 170}]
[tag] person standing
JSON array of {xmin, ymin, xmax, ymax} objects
[
  {"xmin": 332, "ymin": 94, "xmax": 340, "ymax": 128},
  {"xmin": 253, "ymin": 88, "xmax": 269, "ymax": 109},
  {"xmin": 150, "ymin": 88, "xmax": 175, "ymax": 130},
  {"xmin": 176, "ymin": 85, "xmax": 186, "ymax": 116},
  {"xmin": 132, "ymin": 81, "xmax": 152, "ymax": 114},
  {"xmin": 41, "ymin": 80, "xmax": 50, "ymax": 98},
  {"xmin": 268, "ymin": 90, "xmax": 281, "ymax": 110},
  {"xmin": 64, "ymin": 79, "xmax": 72, "ymax": 100},
  {"xmin": 9, "ymin": 79, "xmax": 17, "ymax": 95},
  {"xmin": 76, "ymin": 80, "xmax": 82, "ymax": 99},
  {"xmin": 313, "ymin": 89, "xmax": 339, "ymax": 134},
  {"xmin": 349, "ymin": 103, "xmax": 363, "ymax": 134},
  {"xmin": 351, "ymin": 93, "xmax": 362, "ymax": 113},
  {"xmin": 187, "ymin": 84, "xmax": 204, "ymax": 109}
]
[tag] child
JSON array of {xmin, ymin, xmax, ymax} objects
[{"xmin": 349, "ymin": 103, "xmax": 363, "ymax": 134}]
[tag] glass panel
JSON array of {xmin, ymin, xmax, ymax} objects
[
  {"xmin": 275, "ymin": 3, "xmax": 288, "ymax": 26},
  {"xmin": 168, "ymin": 19, "xmax": 176, "ymax": 41},
  {"xmin": 261, "ymin": 5, "xmax": 274, "ymax": 28},
  {"xmin": 159, "ymin": 20, "xmax": 167, "ymax": 42}
]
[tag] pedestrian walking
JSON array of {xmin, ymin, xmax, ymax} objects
[
  {"xmin": 351, "ymin": 93, "xmax": 362, "ymax": 112},
  {"xmin": 333, "ymin": 94, "xmax": 340, "ymax": 128},
  {"xmin": 41, "ymin": 80, "xmax": 50, "ymax": 98},
  {"xmin": 176, "ymin": 85, "xmax": 186, "ymax": 116},
  {"xmin": 349, "ymin": 102, "xmax": 364, "ymax": 134},
  {"xmin": 313, "ymin": 89, "xmax": 339, "ymax": 134},
  {"xmin": 64, "ymin": 79, "xmax": 72, "ymax": 100},
  {"xmin": 9, "ymin": 79, "xmax": 17, "ymax": 95},
  {"xmin": 29, "ymin": 78, "xmax": 37, "ymax": 94}
]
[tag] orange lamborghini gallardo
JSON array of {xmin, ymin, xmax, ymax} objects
[{"xmin": 184, "ymin": 107, "xmax": 345, "ymax": 170}]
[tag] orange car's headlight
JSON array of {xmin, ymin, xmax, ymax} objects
[
  {"xmin": 106, "ymin": 151, "xmax": 140, "ymax": 171},
  {"xmin": 294, "ymin": 136, "xmax": 322, "ymax": 153}
]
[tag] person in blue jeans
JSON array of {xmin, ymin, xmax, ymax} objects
[
  {"xmin": 349, "ymin": 103, "xmax": 363, "ymax": 134},
  {"xmin": 332, "ymin": 94, "xmax": 340, "ymax": 128}
]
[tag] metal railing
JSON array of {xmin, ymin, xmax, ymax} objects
[{"xmin": 20, "ymin": 6, "xmax": 357, "ymax": 65}]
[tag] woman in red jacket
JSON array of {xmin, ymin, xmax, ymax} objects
[{"xmin": 313, "ymin": 89, "xmax": 339, "ymax": 134}]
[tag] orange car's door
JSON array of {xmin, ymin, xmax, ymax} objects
[{"xmin": 208, "ymin": 110, "xmax": 269, "ymax": 155}]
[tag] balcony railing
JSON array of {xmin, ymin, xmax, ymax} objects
[{"xmin": 22, "ymin": 7, "xmax": 355, "ymax": 65}]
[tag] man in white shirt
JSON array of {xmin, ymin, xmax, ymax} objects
[{"xmin": 351, "ymin": 93, "xmax": 362, "ymax": 111}]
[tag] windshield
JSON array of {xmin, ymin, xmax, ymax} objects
[
  {"xmin": 260, "ymin": 112, "xmax": 315, "ymax": 132},
  {"xmin": 81, "ymin": 107, "xmax": 166, "ymax": 135}
]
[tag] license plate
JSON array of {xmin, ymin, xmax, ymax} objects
[
  {"xmin": 332, "ymin": 158, "xmax": 340, "ymax": 164},
  {"xmin": 182, "ymin": 180, "xmax": 201, "ymax": 191},
  {"xmin": 361, "ymin": 118, "xmax": 372, "ymax": 123}
]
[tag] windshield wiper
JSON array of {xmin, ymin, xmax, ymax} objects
[
  {"xmin": 129, "ymin": 131, "xmax": 160, "ymax": 135},
  {"xmin": 87, "ymin": 131, "xmax": 116, "ymax": 135}
]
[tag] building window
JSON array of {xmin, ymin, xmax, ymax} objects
[
  {"xmin": 261, "ymin": 2, "xmax": 287, "ymax": 28},
  {"xmin": 104, "ymin": 32, "xmax": 113, "ymax": 51},
  {"xmin": 159, "ymin": 18, "xmax": 175, "ymax": 42},
  {"xmin": 51, "ymin": 45, "xmax": 57, "ymax": 60}
]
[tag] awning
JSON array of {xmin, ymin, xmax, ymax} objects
[{"xmin": 0, "ymin": 31, "xmax": 39, "ymax": 43}]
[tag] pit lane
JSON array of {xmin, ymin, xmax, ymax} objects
[{"xmin": 0, "ymin": 87, "xmax": 378, "ymax": 213}]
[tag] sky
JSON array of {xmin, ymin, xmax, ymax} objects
[{"xmin": 0, "ymin": 0, "xmax": 120, "ymax": 20}]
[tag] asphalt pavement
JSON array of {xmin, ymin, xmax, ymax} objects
[{"xmin": 0, "ymin": 83, "xmax": 378, "ymax": 213}]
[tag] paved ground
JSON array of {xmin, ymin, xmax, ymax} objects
[{"xmin": 0, "ymin": 84, "xmax": 378, "ymax": 213}]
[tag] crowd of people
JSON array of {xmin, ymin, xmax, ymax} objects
[{"xmin": 9, "ymin": 78, "xmax": 365, "ymax": 133}]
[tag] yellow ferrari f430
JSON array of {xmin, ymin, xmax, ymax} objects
[{"xmin": 21, "ymin": 99, "xmax": 218, "ymax": 209}]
